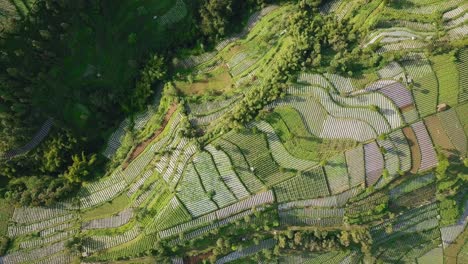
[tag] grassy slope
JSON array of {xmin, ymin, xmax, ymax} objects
[
  {"xmin": 267, "ymin": 106, "xmax": 356, "ymax": 162},
  {"xmin": 430, "ymin": 53, "xmax": 459, "ymax": 106},
  {"xmin": 0, "ymin": 198, "xmax": 13, "ymax": 236}
]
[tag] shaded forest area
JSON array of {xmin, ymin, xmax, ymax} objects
[{"xmin": 0, "ymin": 0, "xmax": 272, "ymax": 206}]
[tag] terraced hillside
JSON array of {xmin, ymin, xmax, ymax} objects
[{"xmin": 0, "ymin": 0, "xmax": 467, "ymax": 263}]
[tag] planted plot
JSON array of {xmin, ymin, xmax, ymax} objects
[
  {"xmin": 253, "ymin": 121, "xmax": 318, "ymax": 171},
  {"xmin": 390, "ymin": 173, "xmax": 435, "ymax": 199},
  {"xmin": 438, "ymin": 109, "xmax": 467, "ymax": 157},
  {"xmin": 324, "ymin": 153, "xmax": 350, "ymax": 195},
  {"xmin": 271, "ymin": 96, "xmax": 376, "ymax": 141},
  {"xmin": 372, "ymin": 203, "xmax": 439, "ymax": 245},
  {"xmin": 169, "ymin": 142, "xmax": 198, "ymax": 187},
  {"xmin": 431, "ymin": 53, "xmax": 460, "ymax": 106},
  {"xmin": 374, "ymin": 228, "xmax": 441, "ymax": 263},
  {"xmin": 155, "ymin": 135, "xmax": 182, "ymax": 174},
  {"xmin": 127, "ymin": 169, "xmax": 154, "ymax": 197},
  {"xmin": 394, "ymin": 0, "xmax": 464, "ymax": 15},
  {"xmin": 321, "ymin": 115, "xmax": 376, "ymax": 142},
  {"xmin": 274, "ymin": 167, "xmax": 329, "ymax": 203},
  {"xmin": 20, "ymin": 230, "xmax": 76, "ymax": 249},
  {"xmin": 280, "ymin": 251, "xmax": 352, "ymax": 264},
  {"xmin": 80, "ymin": 180, "xmax": 127, "ymax": 209},
  {"xmin": 366, "ymin": 29, "xmax": 421, "ymax": 47},
  {"xmin": 424, "ymin": 115, "xmax": 457, "ymax": 156},
  {"xmin": 445, "ymin": 13, "xmax": 468, "ymax": 28},
  {"xmin": 402, "ymin": 126, "xmax": 421, "ymax": 173},
  {"xmin": 346, "ymin": 191, "xmax": 389, "ymax": 218},
  {"xmin": 215, "ymin": 190, "xmax": 274, "ymax": 220},
  {"xmin": 147, "ymin": 197, "xmax": 191, "ymax": 233},
  {"xmin": 345, "ymin": 146, "xmax": 365, "ymax": 187},
  {"xmin": 391, "ymin": 183, "xmax": 436, "ymax": 210},
  {"xmin": 158, "ymin": 212, "xmax": 216, "ymax": 239},
  {"xmin": 12, "ymin": 206, "xmax": 69, "ymax": 225},
  {"xmin": 458, "ymin": 48, "xmax": 468, "ymax": 103},
  {"xmin": 378, "ymin": 40, "xmax": 428, "ymax": 53},
  {"xmin": 224, "ymin": 130, "xmax": 292, "ymax": 186},
  {"xmin": 193, "ymin": 152, "xmax": 237, "ymax": 207},
  {"xmin": 389, "ymin": 129, "xmax": 412, "ymax": 173},
  {"xmin": 8, "ymin": 213, "xmax": 75, "ymax": 237},
  {"xmin": 40, "ymin": 222, "xmax": 73, "ymax": 237},
  {"xmin": 79, "ymin": 170, "xmax": 125, "ymax": 196},
  {"xmin": 377, "ymin": 19, "xmax": 436, "ymax": 32},
  {"xmin": 279, "ymin": 187, "xmax": 360, "ymax": 211},
  {"xmin": 402, "ymin": 106, "xmax": 420, "ymax": 124},
  {"xmin": 366, "ymin": 81, "xmax": 413, "ymax": 109},
  {"xmin": 310, "ymin": 86, "xmax": 392, "ymax": 135},
  {"xmin": 297, "ymin": 73, "xmax": 330, "ymax": 88},
  {"xmin": 83, "ymin": 225, "xmax": 140, "ymax": 254},
  {"xmin": 266, "ymin": 106, "xmax": 357, "ymax": 161},
  {"xmin": 279, "ymin": 207, "xmax": 344, "ymax": 227},
  {"xmin": 324, "ymin": 73, "xmax": 355, "ymax": 93},
  {"xmin": 447, "ymin": 24, "xmax": 468, "ymax": 40},
  {"xmin": 206, "ymin": 145, "xmax": 250, "ymax": 200},
  {"xmin": 217, "ymin": 139, "xmax": 264, "ymax": 193},
  {"xmin": 364, "ymin": 141, "xmax": 384, "ymax": 187},
  {"xmin": 168, "ymin": 207, "xmax": 267, "ymax": 245},
  {"xmin": 161, "ymin": 137, "xmax": 189, "ymax": 182},
  {"xmin": 177, "ymin": 163, "xmax": 218, "ymax": 217},
  {"xmin": 34, "ymin": 252, "xmax": 75, "ymax": 264},
  {"xmin": 215, "ymin": 238, "xmax": 276, "ymax": 264},
  {"xmin": 82, "ymin": 208, "xmax": 133, "ymax": 230},
  {"xmin": 376, "ymin": 139, "xmax": 400, "ymax": 185},
  {"xmin": 411, "ymin": 121, "xmax": 438, "ymax": 172},
  {"xmin": 377, "ymin": 61, "xmax": 405, "ymax": 79},
  {"xmin": 402, "ymin": 54, "xmax": 438, "ymax": 117},
  {"xmin": 0, "ymin": 240, "xmax": 67, "ymax": 264},
  {"xmin": 187, "ymin": 96, "xmax": 240, "ymax": 116},
  {"xmin": 455, "ymin": 103, "xmax": 468, "ymax": 136},
  {"xmin": 440, "ymin": 199, "xmax": 468, "ymax": 247},
  {"xmin": 346, "ymin": 86, "xmax": 404, "ymax": 130}
]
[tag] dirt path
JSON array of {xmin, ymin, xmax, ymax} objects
[
  {"xmin": 122, "ymin": 104, "xmax": 178, "ymax": 169},
  {"xmin": 402, "ymin": 126, "xmax": 421, "ymax": 174}
]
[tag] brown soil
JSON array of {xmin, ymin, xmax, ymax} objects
[
  {"xmin": 444, "ymin": 227, "xmax": 467, "ymax": 264},
  {"xmin": 402, "ymin": 126, "xmax": 421, "ymax": 174},
  {"xmin": 424, "ymin": 116, "xmax": 456, "ymax": 157},
  {"xmin": 401, "ymin": 104, "xmax": 415, "ymax": 112},
  {"xmin": 122, "ymin": 104, "xmax": 178, "ymax": 170},
  {"xmin": 184, "ymin": 252, "xmax": 213, "ymax": 264}
]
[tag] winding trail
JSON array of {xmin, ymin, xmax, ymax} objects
[
  {"xmin": 122, "ymin": 104, "xmax": 178, "ymax": 169},
  {"xmin": 0, "ymin": 118, "xmax": 53, "ymax": 160}
]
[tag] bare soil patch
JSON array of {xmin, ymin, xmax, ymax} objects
[
  {"xmin": 123, "ymin": 103, "xmax": 178, "ymax": 169},
  {"xmin": 424, "ymin": 116, "xmax": 456, "ymax": 157},
  {"xmin": 402, "ymin": 126, "xmax": 421, "ymax": 174},
  {"xmin": 184, "ymin": 251, "xmax": 212, "ymax": 264}
]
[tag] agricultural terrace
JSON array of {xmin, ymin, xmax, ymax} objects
[{"xmin": 0, "ymin": 0, "xmax": 467, "ymax": 263}]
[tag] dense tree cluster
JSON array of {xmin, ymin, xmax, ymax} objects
[
  {"xmin": 435, "ymin": 151, "xmax": 468, "ymax": 226},
  {"xmin": 198, "ymin": 0, "xmax": 271, "ymax": 42}
]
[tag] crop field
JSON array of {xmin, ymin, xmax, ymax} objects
[
  {"xmin": 1, "ymin": 0, "xmax": 467, "ymax": 263},
  {"xmin": 458, "ymin": 49, "xmax": 468, "ymax": 103},
  {"xmin": 431, "ymin": 53, "xmax": 460, "ymax": 106},
  {"xmin": 273, "ymin": 168, "xmax": 330, "ymax": 203},
  {"xmin": 402, "ymin": 54, "xmax": 439, "ymax": 118},
  {"xmin": 223, "ymin": 130, "xmax": 294, "ymax": 186}
]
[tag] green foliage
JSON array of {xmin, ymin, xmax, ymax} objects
[
  {"xmin": 63, "ymin": 152, "xmax": 97, "ymax": 183},
  {"xmin": 130, "ymin": 54, "xmax": 167, "ymax": 112},
  {"xmin": 199, "ymin": 0, "xmax": 269, "ymax": 42}
]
